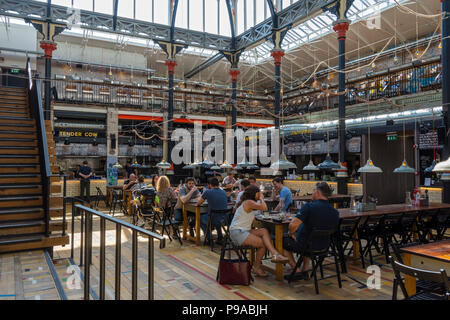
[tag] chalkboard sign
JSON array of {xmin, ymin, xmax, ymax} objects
[{"xmin": 419, "ymin": 132, "xmax": 439, "ymax": 150}]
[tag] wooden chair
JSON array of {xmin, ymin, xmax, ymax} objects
[{"xmin": 203, "ymin": 208, "xmax": 232, "ymax": 252}]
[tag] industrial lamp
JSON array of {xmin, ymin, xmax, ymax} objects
[{"xmin": 358, "ymin": 100, "xmax": 382, "ymax": 173}]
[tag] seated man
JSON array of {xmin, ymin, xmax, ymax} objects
[
  {"xmin": 248, "ymin": 176, "xmax": 257, "ymax": 186},
  {"xmin": 222, "ymin": 172, "xmax": 236, "ymax": 189},
  {"xmin": 282, "ymin": 182, "xmax": 339, "ymax": 279},
  {"xmin": 174, "ymin": 177, "xmax": 201, "ymax": 227},
  {"xmin": 132, "ymin": 175, "xmax": 147, "ymax": 190},
  {"xmin": 272, "ymin": 177, "xmax": 293, "ymax": 212},
  {"xmin": 123, "ymin": 173, "xmax": 137, "ymax": 191},
  {"xmin": 197, "ymin": 177, "xmax": 229, "ymax": 244}
]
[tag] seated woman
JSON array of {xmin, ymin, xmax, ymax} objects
[
  {"xmin": 229, "ymin": 185, "xmax": 289, "ymax": 277},
  {"xmin": 156, "ymin": 175, "xmax": 177, "ymax": 209},
  {"xmin": 132, "ymin": 175, "xmax": 147, "ymax": 191}
]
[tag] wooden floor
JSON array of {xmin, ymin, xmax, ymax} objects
[{"xmin": 1, "ymin": 208, "xmax": 399, "ymax": 300}]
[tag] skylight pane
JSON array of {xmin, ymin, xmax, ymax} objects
[
  {"xmin": 53, "ymin": 0, "xmax": 71, "ymax": 7},
  {"xmin": 135, "ymin": 0, "xmax": 152, "ymax": 22},
  {"xmin": 175, "ymin": 0, "xmax": 188, "ymax": 29},
  {"xmin": 74, "ymin": 0, "xmax": 93, "ymax": 11},
  {"xmin": 237, "ymin": 0, "xmax": 245, "ymax": 34},
  {"xmin": 219, "ymin": 0, "xmax": 231, "ymax": 36},
  {"xmin": 205, "ymin": 0, "xmax": 218, "ymax": 34},
  {"xmin": 94, "ymin": 0, "xmax": 113, "ymax": 15},
  {"xmin": 154, "ymin": 0, "xmax": 169, "ymax": 25},
  {"xmin": 247, "ymin": 0, "xmax": 254, "ymax": 28},
  {"xmin": 255, "ymin": 0, "xmax": 265, "ymax": 24},
  {"xmin": 117, "ymin": 0, "xmax": 133, "ymax": 18},
  {"xmin": 190, "ymin": 0, "xmax": 204, "ymax": 32}
]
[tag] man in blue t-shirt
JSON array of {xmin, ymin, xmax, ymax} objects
[
  {"xmin": 272, "ymin": 177, "xmax": 293, "ymax": 211},
  {"xmin": 282, "ymin": 182, "xmax": 339, "ymax": 280},
  {"xmin": 79, "ymin": 160, "xmax": 93, "ymax": 203},
  {"xmin": 197, "ymin": 177, "xmax": 229, "ymax": 244}
]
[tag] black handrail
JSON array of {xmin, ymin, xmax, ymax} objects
[
  {"xmin": 71, "ymin": 204, "xmax": 165, "ymax": 300},
  {"xmin": 26, "ymin": 58, "xmax": 51, "ymax": 236}
]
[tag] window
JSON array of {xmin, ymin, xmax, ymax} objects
[
  {"xmin": 175, "ymin": 0, "xmax": 188, "ymax": 29},
  {"xmin": 154, "ymin": 0, "xmax": 169, "ymax": 25},
  {"xmin": 205, "ymin": 0, "xmax": 218, "ymax": 34},
  {"xmin": 53, "ymin": 0, "xmax": 72, "ymax": 7},
  {"xmin": 255, "ymin": 0, "xmax": 265, "ymax": 25},
  {"xmin": 94, "ymin": 0, "xmax": 113, "ymax": 15},
  {"xmin": 237, "ymin": 0, "xmax": 245, "ymax": 34},
  {"xmin": 246, "ymin": 0, "xmax": 254, "ymax": 28},
  {"xmin": 135, "ymin": 0, "xmax": 153, "ymax": 22},
  {"xmin": 219, "ymin": 0, "xmax": 231, "ymax": 36},
  {"xmin": 189, "ymin": 0, "xmax": 203, "ymax": 32},
  {"xmin": 118, "ymin": 0, "xmax": 134, "ymax": 18}
]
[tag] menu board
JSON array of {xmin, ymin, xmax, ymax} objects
[
  {"xmin": 284, "ymin": 136, "xmax": 361, "ymax": 155},
  {"xmin": 419, "ymin": 132, "xmax": 439, "ymax": 150}
]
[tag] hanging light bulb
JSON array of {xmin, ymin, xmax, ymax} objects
[
  {"xmin": 439, "ymin": 42, "xmax": 443, "ymax": 49},
  {"xmin": 393, "ymin": 55, "xmax": 399, "ymax": 63},
  {"xmin": 394, "ymin": 118, "xmax": 415, "ymax": 174},
  {"xmin": 220, "ymin": 160, "xmax": 233, "ymax": 169},
  {"xmin": 415, "ymin": 49, "xmax": 421, "ymax": 57},
  {"xmin": 156, "ymin": 159, "xmax": 171, "ymax": 169},
  {"xmin": 303, "ymin": 133, "xmax": 318, "ymax": 171},
  {"xmin": 108, "ymin": 65, "xmax": 113, "ymax": 76},
  {"xmin": 371, "ymin": 62, "xmax": 376, "ymax": 69},
  {"xmin": 358, "ymin": 101, "xmax": 382, "ymax": 173}
]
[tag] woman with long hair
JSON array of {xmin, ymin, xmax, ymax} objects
[
  {"xmin": 229, "ymin": 185, "xmax": 288, "ymax": 277},
  {"xmin": 151, "ymin": 174, "xmax": 159, "ymax": 189},
  {"xmin": 156, "ymin": 175, "xmax": 177, "ymax": 209}
]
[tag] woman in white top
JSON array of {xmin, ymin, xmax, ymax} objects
[{"xmin": 230, "ymin": 185, "xmax": 289, "ymax": 277}]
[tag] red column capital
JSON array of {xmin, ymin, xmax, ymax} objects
[
  {"xmin": 333, "ymin": 22, "xmax": 350, "ymax": 40},
  {"xmin": 40, "ymin": 40, "xmax": 57, "ymax": 58},
  {"xmin": 229, "ymin": 68, "xmax": 240, "ymax": 82},
  {"xmin": 165, "ymin": 59, "xmax": 177, "ymax": 74},
  {"xmin": 271, "ymin": 49, "xmax": 285, "ymax": 66}
]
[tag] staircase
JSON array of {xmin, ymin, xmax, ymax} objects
[{"xmin": 0, "ymin": 86, "xmax": 68, "ymax": 253}]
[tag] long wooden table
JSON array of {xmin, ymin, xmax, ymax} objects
[
  {"xmin": 400, "ymin": 240, "xmax": 450, "ymax": 296},
  {"xmin": 264, "ymin": 194, "xmax": 351, "ymax": 210}
]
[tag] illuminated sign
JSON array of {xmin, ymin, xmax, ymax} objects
[{"xmin": 59, "ymin": 131, "xmax": 98, "ymax": 138}]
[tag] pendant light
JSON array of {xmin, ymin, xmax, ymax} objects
[
  {"xmin": 270, "ymin": 91, "xmax": 297, "ymax": 172},
  {"xmin": 318, "ymin": 91, "xmax": 339, "ymax": 170},
  {"xmin": 210, "ymin": 165, "xmax": 221, "ymax": 170},
  {"xmin": 394, "ymin": 111, "xmax": 415, "ymax": 174},
  {"xmin": 238, "ymin": 159, "xmax": 259, "ymax": 169},
  {"xmin": 303, "ymin": 131, "xmax": 319, "ymax": 171},
  {"xmin": 113, "ymin": 162, "xmax": 122, "ymax": 169},
  {"xmin": 156, "ymin": 159, "xmax": 171, "ymax": 169},
  {"xmin": 220, "ymin": 160, "xmax": 233, "ymax": 169},
  {"xmin": 358, "ymin": 101, "xmax": 382, "ymax": 173}
]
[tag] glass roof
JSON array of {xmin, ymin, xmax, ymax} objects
[{"xmin": 32, "ymin": 0, "xmax": 407, "ymax": 64}]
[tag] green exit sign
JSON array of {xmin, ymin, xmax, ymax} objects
[
  {"xmin": 10, "ymin": 69, "xmax": 20, "ymax": 74},
  {"xmin": 387, "ymin": 134, "xmax": 398, "ymax": 141}
]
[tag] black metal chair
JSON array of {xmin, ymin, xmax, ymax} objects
[
  {"xmin": 390, "ymin": 255, "xmax": 450, "ymax": 300},
  {"xmin": 155, "ymin": 201, "xmax": 183, "ymax": 245},
  {"xmin": 94, "ymin": 186, "xmax": 108, "ymax": 209},
  {"xmin": 390, "ymin": 242, "xmax": 448, "ymax": 296},
  {"xmin": 379, "ymin": 213, "xmax": 403, "ymax": 262},
  {"xmin": 203, "ymin": 208, "xmax": 232, "ymax": 252},
  {"xmin": 429, "ymin": 209, "xmax": 450, "ymax": 241},
  {"xmin": 335, "ymin": 216, "xmax": 363, "ymax": 272},
  {"xmin": 416, "ymin": 210, "xmax": 439, "ymax": 243},
  {"xmin": 286, "ymin": 228, "xmax": 342, "ymax": 295},
  {"xmin": 109, "ymin": 189, "xmax": 126, "ymax": 216},
  {"xmin": 357, "ymin": 214, "xmax": 384, "ymax": 266},
  {"xmin": 398, "ymin": 211, "xmax": 418, "ymax": 244}
]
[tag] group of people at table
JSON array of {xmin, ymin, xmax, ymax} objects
[{"xmin": 122, "ymin": 172, "xmax": 339, "ymax": 279}]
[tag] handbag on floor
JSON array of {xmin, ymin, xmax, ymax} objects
[{"xmin": 216, "ymin": 243, "xmax": 253, "ymax": 286}]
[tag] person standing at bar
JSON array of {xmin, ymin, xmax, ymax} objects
[{"xmin": 79, "ymin": 160, "xmax": 93, "ymax": 203}]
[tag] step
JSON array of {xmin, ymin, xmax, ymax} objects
[
  {"xmin": 50, "ymin": 183, "xmax": 62, "ymax": 194},
  {"xmin": 0, "ymin": 220, "xmax": 64, "ymax": 237},
  {"xmin": 0, "ymin": 220, "xmax": 44, "ymax": 237},
  {"xmin": 0, "ymin": 132, "xmax": 37, "ymax": 139},
  {"xmin": 0, "ymin": 173, "xmax": 41, "ymax": 184},
  {"xmin": 0, "ymin": 154, "xmax": 39, "ymax": 164},
  {"xmin": 0, "ymin": 100, "xmax": 27, "ymax": 107},
  {"xmin": 0, "ymin": 86, "xmax": 26, "ymax": 93},
  {"xmin": 0, "ymin": 94, "xmax": 26, "ymax": 100},
  {"xmin": 0, "ymin": 111, "xmax": 28, "ymax": 117},
  {"xmin": 0, "ymin": 106, "xmax": 28, "ymax": 113},
  {"xmin": 50, "ymin": 207, "xmax": 63, "ymax": 218},
  {"xmin": 0, "ymin": 91, "xmax": 26, "ymax": 98},
  {"xmin": 0, "ymin": 138, "xmax": 37, "ymax": 147},
  {"xmin": 0, "ymin": 195, "xmax": 43, "ymax": 207},
  {"xmin": 0, "ymin": 123, "xmax": 35, "ymax": 131},
  {"xmin": 0, "ymin": 117, "xmax": 33, "ymax": 125},
  {"xmin": 0, "ymin": 207, "xmax": 44, "ymax": 222},
  {"xmin": 0, "ymin": 184, "xmax": 42, "ymax": 196},
  {"xmin": 50, "ymin": 197, "xmax": 63, "ymax": 207},
  {"xmin": 0, "ymin": 146, "xmax": 39, "ymax": 155},
  {"xmin": 0, "ymin": 164, "xmax": 40, "ymax": 174},
  {"xmin": 0, "ymin": 234, "xmax": 69, "ymax": 253}
]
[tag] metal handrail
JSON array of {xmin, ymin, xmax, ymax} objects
[
  {"xmin": 71, "ymin": 203, "xmax": 165, "ymax": 300},
  {"xmin": 26, "ymin": 58, "xmax": 51, "ymax": 236}
]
